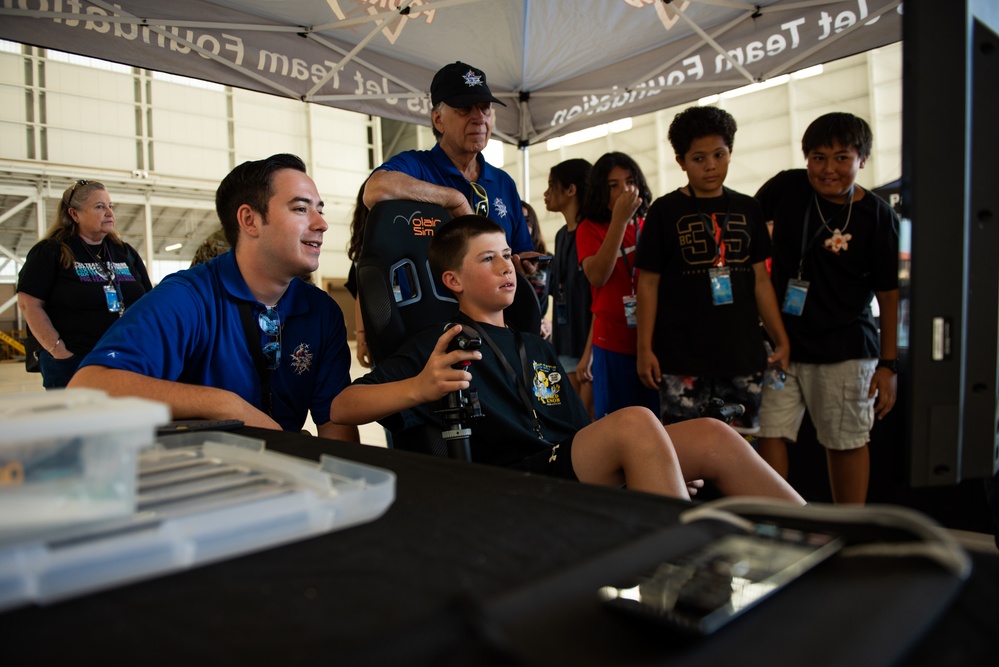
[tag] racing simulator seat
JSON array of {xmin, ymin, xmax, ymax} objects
[{"xmin": 355, "ymin": 200, "xmax": 542, "ymax": 458}]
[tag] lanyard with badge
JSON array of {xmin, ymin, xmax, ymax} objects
[
  {"xmin": 690, "ymin": 187, "xmax": 733, "ymax": 306},
  {"xmin": 620, "ymin": 220, "xmax": 640, "ymax": 327},
  {"xmin": 782, "ymin": 185, "xmax": 854, "ymax": 316},
  {"xmin": 82, "ymin": 238, "xmax": 125, "ymax": 316}
]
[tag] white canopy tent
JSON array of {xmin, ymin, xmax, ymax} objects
[{"xmin": 0, "ymin": 0, "xmax": 902, "ymax": 146}]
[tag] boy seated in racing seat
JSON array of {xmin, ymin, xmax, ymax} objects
[{"xmin": 331, "ymin": 215, "xmax": 804, "ymax": 503}]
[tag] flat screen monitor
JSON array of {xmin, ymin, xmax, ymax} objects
[{"xmin": 901, "ymin": 1, "xmax": 999, "ymax": 486}]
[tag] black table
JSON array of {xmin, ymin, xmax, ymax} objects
[{"xmin": 2, "ymin": 428, "xmax": 996, "ymax": 666}]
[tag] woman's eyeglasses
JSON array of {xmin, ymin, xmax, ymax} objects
[{"xmin": 258, "ymin": 307, "xmax": 281, "ymax": 369}]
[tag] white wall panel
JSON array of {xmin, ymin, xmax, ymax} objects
[
  {"xmin": 0, "ymin": 52, "xmax": 25, "ymax": 85},
  {"xmin": 311, "ymin": 105, "xmax": 369, "ymax": 139},
  {"xmin": 312, "ymin": 143, "xmax": 370, "ymax": 192},
  {"xmin": 0, "ymin": 84, "xmax": 27, "ymax": 124},
  {"xmin": 45, "ymin": 128, "xmax": 134, "ymax": 171},
  {"xmin": 150, "ymin": 80, "xmax": 226, "ymax": 114},
  {"xmin": 147, "ymin": 79, "xmax": 231, "ymax": 179},
  {"xmin": 231, "ymin": 89, "xmax": 309, "ymax": 162},
  {"xmin": 45, "ymin": 91, "xmax": 135, "ymax": 136},
  {"xmin": 44, "ymin": 62, "xmax": 133, "ymax": 101},
  {"xmin": 0, "ymin": 122, "xmax": 26, "ymax": 159},
  {"xmin": 153, "ymin": 144, "xmax": 231, "ymax": 182}
]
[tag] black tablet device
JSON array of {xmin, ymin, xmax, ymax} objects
[{"xmin": 598, "ymin": 524, "xmax": 842, "ymax": 635}]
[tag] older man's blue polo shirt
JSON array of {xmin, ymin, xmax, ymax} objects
[{"xmin": 376, "ymin": 143, "xmax": 533, "ymax": 254}]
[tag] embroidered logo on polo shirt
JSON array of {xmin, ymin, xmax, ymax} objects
[
  {"xmin": 532, "ymin": 361, "xmax": 562, "ymax": 406},
  {"xmin": 290, "ymin": 343, "xmax": 313, "ymax": 375},
  {"xmin": 494, "ymin": 198, "xmax": 508, "ymax": 218},
  {"xmin": 462, "ymin": 69, "xmax": 483, "ymax": 88}
]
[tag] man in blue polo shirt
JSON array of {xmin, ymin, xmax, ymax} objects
[
  {"xmin": 70, "ymin": 154, "xmax": 358, "ymax": 441},
  {"xmin": 363, "ymin": 61, "xmax": 534, "ymax": 258}
]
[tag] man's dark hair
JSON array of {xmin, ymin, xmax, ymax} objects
[
  {"xmin": 668, "ymin": 106, "xmax": 737, "ymax": 157},
  {"xmin": 801, "ymin": 112, "xmax": 873, "ymax": 160},
  {"xmin": 549, "ymin": 158, "xmax": 592, "ymax": 223},
  {"xmin": 428, "ymin": 215, "xmax": 506, "ymax": 286},
  {"xmin": 581, "ymin": 152, "xmax": 652, "ymax": 224},
  {"xmin": 215, "ymin": 153, "xmax": 307, "ymax": 248}
]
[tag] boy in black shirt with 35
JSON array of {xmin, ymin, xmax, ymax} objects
[{"xmin": 636, "ymin": 106, "xmax": 789, "ymax": 434}]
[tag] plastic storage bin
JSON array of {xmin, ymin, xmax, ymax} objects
[
  {"xmin": 0, "ymin": 431, "xmax": 396, "ymax": 611},
  {"xmin": 0, "ymin": 389, "xmax": 170, "ymax": 534}
]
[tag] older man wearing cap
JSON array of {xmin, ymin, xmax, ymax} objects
[{"xmin": 363, "ymin": 61, "xmax": 533, "ymax": 256}]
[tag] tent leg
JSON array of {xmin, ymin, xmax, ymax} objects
[{"xmin": 519, "ymin": 144, "xmax": 530, "ymax": 204}]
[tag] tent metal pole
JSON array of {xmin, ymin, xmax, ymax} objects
[
  {"xmin": 0, "ymin": 196, "xmax": 34, "ymax": 227},
  {"xmin": 519, "ymin": 145, "xmax": 530, "ymax": 204},
  {"xmin": 144, "ymin": 195, "xmax": 154, "ymax": 272},
  {"xmin": 36, "ymin": 183, "xmax": 46, "ymax": 238},
  {"xmin": 305, "ymin": 0, "xmax": 416, "ymax": 100},
  {"xmin": 517, "ymin": 92, "xmax": 532, "ymax": 200}
]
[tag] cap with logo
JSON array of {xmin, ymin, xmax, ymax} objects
[{"xmin": 430, "ymin": 61, "xmax": 507, "ymax": 108}]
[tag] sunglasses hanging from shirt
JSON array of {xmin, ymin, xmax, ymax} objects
[
  {"xmin": 470, "ymin": 181, "xmax": 489, "ymax": 217},
  {"xmin": 237, "ymin": 303, "xmax": 281, "ymax": 418}
]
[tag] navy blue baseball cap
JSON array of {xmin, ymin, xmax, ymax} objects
[{"xmin": 430, "ymin": 62, "xmax": 507, "ymax": 108}]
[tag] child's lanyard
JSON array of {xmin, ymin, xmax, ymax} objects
[
  {"xmin": 796, "ymin": 185, "xmax": 854, "ymax": 279},
  {"xmin": 618, "ymin": 219, "xmax": 639, "ymax": 295},
  {"xmin": 455, "ymin": 314, "xmax": 545, "ymax": 441},
  {"xmin": 689, "ymin": 186, "xmax": 732, "ymax": 267}
]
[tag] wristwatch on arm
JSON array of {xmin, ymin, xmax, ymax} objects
[{"xmin": 876, "ymin": 358, "xmax": 898, "ymax": 373}]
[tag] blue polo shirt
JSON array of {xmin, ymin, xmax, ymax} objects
[
  {"xmin": 80, "ymin": 251, "xmax": 351, "ymax": 431},
  {"xmin": 376, "ymin": 143, "xmax": 533, "ymax": 254}
]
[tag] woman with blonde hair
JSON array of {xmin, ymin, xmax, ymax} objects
[{"xmin": 17, "ymin": 179, "xmax": 152, "ymax": 388}]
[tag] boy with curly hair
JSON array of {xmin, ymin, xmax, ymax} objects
[{"xmin": 636, "ymin": 106, "xmax": 789, "ymax": 434}]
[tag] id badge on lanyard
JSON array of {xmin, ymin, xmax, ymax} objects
[
  {"xmin": 709, "ymin": 266, "xmax": 733, "ymax": 305},
  {"xmin": 783, "ymin": 198, "xmax": 830, "ymax": 317},
  {"xmin": 619, "ymin": 233, "xmax": 639, "ymax": 327},
  {"xmin": 782, "ymin": 278, "xmax": 809, "ymax": 316},
  {"xmin": 104, "ymin": 283, "xmax": 123, "ymax": 314},
  {"xmin": 689, "ymin": 193, "xmax": 735, "ymax": 307},
  {"xmin": 622, "ymin": 294, "xmax": 637, "ymax": 327}
]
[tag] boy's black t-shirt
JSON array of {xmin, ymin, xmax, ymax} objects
[
  {"xmin": 756, "ymin": 169, "xmax": 899, "ymax": 363},
  {"xmin": 635, "ymin": 188, "xmax": 772, "ymax": 376},
  {"xmin": 354, "ymin": 320, "xmax": 591, "ymax": 468}
]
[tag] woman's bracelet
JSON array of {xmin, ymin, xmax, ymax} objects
[{"xmin": 47, "ymin": 337, "xmax": 61, "ymax": 353}]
